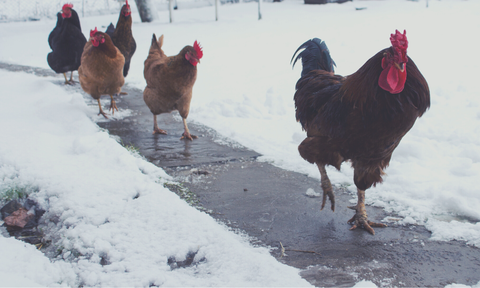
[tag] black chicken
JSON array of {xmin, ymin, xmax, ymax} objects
[
  {"xmin": 47, "ymin": 3, "xmax": 86, "ymax": 84},
  {"xmin": 107, "ymin": 0, "xmax": 136, "ymax": 77}
]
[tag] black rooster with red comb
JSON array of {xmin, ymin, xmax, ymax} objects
[{"xmin": 292, "ymin": 30, "xmax": 430, "ymax": 235}]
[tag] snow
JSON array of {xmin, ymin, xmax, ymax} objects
[
  {"xmin": 0, "ymin": 70, "xmax": 311, "ymax": 286},
  {"xmin": 0, "ymin": 0, "xmax": 479, "ymax": 286}
]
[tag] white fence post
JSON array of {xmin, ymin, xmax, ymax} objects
[
  {"xmin": 169, "ymin": 0, "xmax": 174, "ymax": 22},
  {"xmin": 215, "ymin": 0, "xmax": 219, "ymax": 21}
]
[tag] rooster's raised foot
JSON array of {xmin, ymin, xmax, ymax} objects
[{"xmin": 317, "ymin": 164, "xmax": 335, "ymax": 211}]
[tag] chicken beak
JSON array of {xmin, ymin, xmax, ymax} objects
[{"xmin": 394, "ymin": 62, "xmax": 405, "ymax": 73}]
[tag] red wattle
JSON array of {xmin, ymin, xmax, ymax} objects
[
  {"xmin": 378, "ymin": 64, "xmax": 406, "ymax": 94},
  {"xmin": 185, "ymin": 54, "xmax": 198, "ymax": 66}
]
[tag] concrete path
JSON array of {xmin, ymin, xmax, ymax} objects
[{"xmin": 2, "ymin": 62, "xmax": 480, "ymax": 287}]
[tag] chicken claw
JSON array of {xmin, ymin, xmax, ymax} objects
[
  {"xmin": 63, "ymin": 72, "xmax": 75, "ymax": 85},
  {"xmin": 320, "ymin": 177, "xmax": 335, "ymax": 211},
  {"xmin": 347, "ymin": 209, "xmax": 387, "ymax": 235},
  {"xmin": 109, "ymin": 95, "xmax": 119, "ymax": 115},
  {"xmin": 153, "ymin": 128, "xmax": 167, "ymax": 135},
  {"xmin": 347, "ymin": 189, "xmax": 386, "ymax": 235},
  {"xmin": 180, "ymin": 118, "xmax": 197, "ymax": 141},
  {"xmin": 180, "ymin": 132, "xmax": 198, "ymax": 141},
  {"xmin": 317, "ymin": 163, "xmax": 335, "ymax": 211},
  {"xmin": 97, "ymin": 99, "xmax": 109, "ymax": 119},
  {"xmin": 98, "ymin": 111, "xmax": 108, "ymax": 119},
  {"xmin": 152, "ymin": 115, "xmax": 168, "ymax": 135}
]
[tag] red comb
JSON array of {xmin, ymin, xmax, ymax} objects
[
  {"xmin": 122, "ymin": 0, "xmax": 132, "ymax": 16},
  {"xmin": 62, "ymin": 3, "xmax": 73, "ymax": 10},
  {"xmin": 390, "ymin": 30, "xmax": 408, "ymax": 52},
  {"xmin": 194, "ymin": 41, "xmax": 203, "ymax": 59},
  {"xmin": 90, "ymin": 27, "xmax": 98, "ymax": 38}
]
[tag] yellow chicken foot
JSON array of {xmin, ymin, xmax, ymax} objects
[
  {"xmin": 317, "ymin": 163, "xmax": 335, "ymax": 211},
  {"xmin": 109, "ymin": 94, "xmax": 119, "ymax": 115},
  {"xmin": 347, "ymin": 188, "xmax": 386, "ymax": 235},
  {"xmin": 68, "ymin": 71, "xmax": 76, "ymax": 84},
  {"xmin": 152, "ymin": 115, "xmax": 167, "ymax": 135},
  {"xmin": 180, "ymin": 118, "xmax": 198, "ymax": 141},
  {"xmin": 63, "ymin": 73, "xmax": 74, "ymax": 85},
  {"xmin": 97, "ymin": 99, "xmax": 108, "ymax": 119}
]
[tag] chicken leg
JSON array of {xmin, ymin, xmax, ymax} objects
[
  {"xmin": 63, "ymin": 72, "xmax": 71, "ymax": 85},
  {"xmin": 180, "ymin": 118, "xmax": 198, "ymax": 141},
  {"xmin": 347, "ymin": 188, "xmax": 387, "ymax": 235},
  {"xmin": 152, "ymin": 114, "xmax": 167, "ymax": 135},
  {"xmin": 63, "ymin": 71, "xmax": 75, "ymax": 85},
  {"xmin": 97, "ymin": 99, "xmax": 108, "ymax": 119},
  {"xmin": 109, "ymin": 94, "xmax": 119, "ymax": 115},
  {"xmin": 317, "ymin": 163, "xmax": 335, "ymax": 211}
]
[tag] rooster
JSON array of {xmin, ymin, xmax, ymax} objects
[
  {"xmin": 78, "ymin": 28, "xmax": 125, "ymax": 118},
  {"xmin": 143, "ymin": 34, "xmax": 203, "ymax": 140},
  {"xmin": 291, "ymin": 30, "xmax": 430, "ymax": 235},
  {"xmin": 107, "ymin": 0, "xmax": 136, "ymax": 77},
  {"xmin": 47, "ymin": 3, "xmax": 86, "ymax": 84}
]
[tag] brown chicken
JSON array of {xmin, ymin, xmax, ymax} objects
[
  {"xmin": 78, "ymin": 28, "xmax": 125, "ymax": 118},
  {"xmin": 107, "ymin": 0, "xmax": 136, "ymax": 77},
  {"xmin": 143, "ymin": 34, "xmax": 203, "ymax": 140},
  {"xmin": 291, "ymin": 30, "xmax": 430, "ymax": 235}
]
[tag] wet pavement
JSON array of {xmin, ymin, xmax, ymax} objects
[{"xmin": 2, "ymin": 62, "xmax": 480, "ymax": 287}]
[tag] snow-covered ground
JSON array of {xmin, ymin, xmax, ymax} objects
[
  {"xmin": 0, "ymin": 0, "xmax": 480, "ymax": 286},
  {"xmin": 0, "ymin": 71, "xmax": 313, "ymax": 286}
]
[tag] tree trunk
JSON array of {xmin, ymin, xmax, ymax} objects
[
  {"xmin": 134, "ymin": 0, "xmax": 159, "ymax": 23},
  {"xmin": 258, "ymin": 0, "xmax": 262, "ymax": 20}
]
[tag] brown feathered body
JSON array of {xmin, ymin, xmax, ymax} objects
[
  {"xmin": 110, "ymin": 3, "xmax": 136, "ymax": 77},
  {"xmin": 78, "ymin": 32, "xmax": 125, "ymax": 100},
  {"xmin": 294, "ymin": 46, "xmax": 430, "ymax": 190},
  {"xmin": 143, "ymin": 34, "xmax": 198, "ymax": 123}
]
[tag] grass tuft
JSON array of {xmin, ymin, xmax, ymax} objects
[
  {"xmin": 1, "ymin": 185, "xmax": 30, "ymax": 201},
  {"xmin": 163, "ymin": 182, "xmax": 212, "ymax": 214}
]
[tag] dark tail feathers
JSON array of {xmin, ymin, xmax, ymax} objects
[
  {"xmin": 105, "ymin": 23, "xmax": 115, "ymax": 38},
  {"xmin": 291, "ymin": 38, "xmax": 336, "ymax": 77}
]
